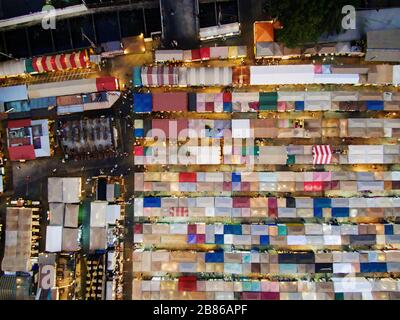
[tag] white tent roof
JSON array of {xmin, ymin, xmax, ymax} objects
[
  {"xmin": 62, "ymin": 228, "xmax": 80, "ymax": 252},
  {"xmin": 250, "ymin": 65, "xmax": 360, "ymax": 85},
  {"xmin": 199, "ymin": 22, "xmax": 240, "ymax": 40},
  {"xmin": 64, "ymin": 204, "xmax": 79, "ymax": 228},
  {"xmin": 304, "ymin": 92, "xmax": 331, "ymax": 101},
  {"xmin": 48, "ymin": 177, "xmax": 81, "ymax": 203},
  {"xmin": 90, "ymin": 227, "xmax": 107, "ymax": 251},
  {"xmin": 0, "ymin": 60, "xmax": 26, "ymax": 77},
  {"xmin": 49, "ymin": 203, "xmax": 65, "ymax": 226},
  {"xmin": 250, "ymin": 65, "xmax": 315, "ymax": 85},
  {"xmin": 107, "ymin": 251, "xmax": 115, "ymax": 271},
  {"xmin": 277, "ymin": 91, "xmax": 305, "ymax": 101},
  {"xmin": 106, "ymin": 205, "xmax": 121, "ymax": 224},
  {"xmin": 348, "ymin": 145, "xmax": 384, "ymax": 155},
  {"xmin": 331, "ymin": 91, "xmax": 359, "ymax": 101},
  {"xmin": 45, "ymin": 226, "xmax": 63, "ymax": 252},
  {"xmin": 232, "ymin": 119, "xmax": 251, "ymax": 138},
  {"xmin": 394, "ymin": 65, "xmax": 400, "ymax": 85},
  {"xmin": 155, "ymin": 50, "xmax": 184, "ymax": 62},
  {"xmin": 313, "ymin": 73, "xmax": 360, "ymax": 84},
  {"xmin": 186, "ymin": 67, "xmax": 232, "ymax": 86},
  {"xmin": 106, "ymin": 184, "xmax": 115, "ymax": 202},
  {"xmin": 90, "ymin": 202, "xmax": 107, "ymax": 227},
  {"xmin": 62, "ymin": 178, "xmax": 81, "ymax": 203},
  {"xmin": 48, "ymin": 178, "xmax": 63, "ymax": 203}
]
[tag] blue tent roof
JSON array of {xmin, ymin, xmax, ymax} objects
[{"xmin": 133, "ymin": 93, "xmax": 152, "ymax": 113}]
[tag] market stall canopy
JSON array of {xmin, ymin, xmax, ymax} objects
[
  {"xmin": 29, "ymin": 50, "xmax": 89, "ymax": 73},
  {"xmin": 90, "ymin": 227, "xmax": 107, "ymax": 251},
  {"xmin": 64, "ymin": 204, "xmax": 79, "ymax": 228},
  {"xmin": 48, "ymin": 177, "xmax": 81, "ymax": 203},
  {"xmin": 140, "ymin": 66, "xmax": 179, "ymax": 87},
  {"xmin": 0, "ymin": 60, "xmax": 26, "ymax": 78},
  {"xmin": 1, "ymin": 208, "xmax": 33, "ymax": 273},
  {"xmin": 45, "ymin": 226, "xmax": 63, "ymax": 253},
  {"xmin": 254, "ymin": 21, "xmax": 275, "ymax": 43},
  {"xmin": 90, "ymin": 201, "xmax": 107, "ymax": 228},
  {"xmin": 49, "ymin": 203, "xmax": 65, "ymax": 226},
  {"xmin": 0, "ymin": 85, "xmax": 28, "ymax": 106},
  {"xmin": 106, "ymin": 205, "xmax": 121, "ymax": 224},
  {"xmin": 62, "ymin": 228, "xmax": 80, "ymax": 252}
]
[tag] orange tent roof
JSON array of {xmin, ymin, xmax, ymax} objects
[{"xmin": 254, "ymin": 21, "xmax": 275, "ymax": 43}]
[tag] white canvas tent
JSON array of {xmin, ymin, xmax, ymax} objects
[
  {"xmin": 62, "ymin": 178, "xmax": 81, "ymax": 203},
  {"xmin": 90, "ymin": 202, "xmax": 107, "ymax": 227},
  {"xmin": 106, "ymin": 281, "xmax": 114, "ymax": 300},
  {"xmin": 62, "ymin": 228, "xmax": 80, "ymax": 252},
  {"xmin": 250, "ymin": 65, "xmax": 315, "ymax": 85},
  {"xmin": 106, "ymin": 205, "xmax": 121, "ymax": 224},
  {"xmin": 250, "ymin": 65, "xmax": 359, "ymax": 85},
  {"xmin": 107, "ymin": 251, "xmax": 115, "ymax": 271},
  {"xmin": 155, "ymin": 50, "xmax": 184, "ymax": 62},
  {"xmin": 90, "ymin": 227, "xmax": 107, "ymax": 251},
  {"xmin": 64, "ymin": 204, "xmax": 79, "ymax": 228},
  {"xmin": 394, "ymin": 65, "xmax": 400, "ymax": 85},
  {"xmin": 48, "ymin": 177, "xmax": 81, "ymax": 203},
  {"xmin": 48, "ymin": 178, "xmax": 63, "ymax": 203},
  {"xmin": 45, "ymin": 226, "xmax": 63, "ymax": 252},
  {"xmin": 49, "ymin": 203, "xmax": 65, "ymax": 226},
  {"xmin": 186, "ymin": 67, "xmax": 232, "ymax": 86},
  {"xmin": 0, "ymin": 60, "xmax": 26, "ymax": 78}
]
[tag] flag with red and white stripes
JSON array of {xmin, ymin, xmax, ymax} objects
[
  {"xmin": 312, "ymin": 145, "xmax": 333, "ymax": 165},
  {"xmin": 32, "ymin": 50, "xmax": 89, "ymax": 73},
  {"xmin": 169, "ymin": 207, "xmax": 188, "ymax": 217}
]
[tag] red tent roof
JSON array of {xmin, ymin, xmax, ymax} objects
[
  {"xmin": 8, "ymin": 119, "xmax": 31, "ymax": 129},
  {"xmin": 8, "ymin": 145, "xmax": 35, "ymax": 161}
]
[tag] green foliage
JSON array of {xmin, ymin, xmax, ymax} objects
[{"xmin": 267, "ymin": 0, "xmax": 362, "ymax": 48}]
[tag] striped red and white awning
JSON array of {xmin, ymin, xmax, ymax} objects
[
  {"xmin": 141, "ymin": 66, "xmax": 178, "ymax": 86},
  {"xmin": 312, "ymin": 145, "xmax": 333, "ymax": 165},
  {"xmin": 32, "ymin": 50, "xmax": 89, "ymax": 73},
  {"xmin": 169, "ymin": 207, "xmax": 188, "ymax": 217}
]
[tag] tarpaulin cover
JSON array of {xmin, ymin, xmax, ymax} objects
[
  {"xmin": 144, "ymin": 197, "xmax": 161, "ymax": 208},
  {"xmin": 178, "ymin": 276, "xmax": 197, "ymax": 292},
  {"xmin": 0, "ymin": 85, "xmax": 28, "ymax": 103},
  {"xmin": 259, "ymin": 92, "xmax": 278, "ymax": 111},
  {"xmin": 134, "ymin": 93, "xmax": 152, "ymax": 112},
  {"xmin": 152, "ymin": 92, "xmax": 187, "ymax": 112},
  {"xmin": 133, "ymin": 66, "xmax": 142, "ymax": 87},
  {"xmin": 367, "ymin": 100, "xmax": 384, "ymax": 111},
  {"xmin": 179, "ymin": 172, "xmax": 197, "ymax": 182}
]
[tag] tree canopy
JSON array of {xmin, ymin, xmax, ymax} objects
[{"xmin": 267, "ymin": 0, "xmax": 362, "ymax": 48}]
